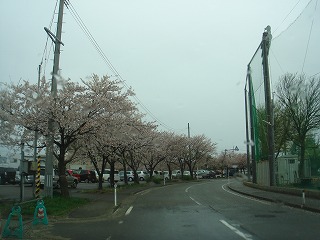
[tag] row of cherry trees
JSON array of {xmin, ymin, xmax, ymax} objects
[{"xmin": 0, "ymin": 75, "xmax": 216, "ymax": 197}]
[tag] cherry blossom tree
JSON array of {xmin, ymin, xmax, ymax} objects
[{"xmin": 0, "ymin": 74, "xmax": 136, "ymax": 197}]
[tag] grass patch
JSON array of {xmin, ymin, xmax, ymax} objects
[{"xmin": 0, "ymin": 196, "xmax": 90, "ymax": 218}]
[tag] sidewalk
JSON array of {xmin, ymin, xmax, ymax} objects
[{"xmin": 228, "ymin": 176, "xmax": 320, "ymax": 213}]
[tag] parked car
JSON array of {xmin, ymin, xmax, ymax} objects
[
  {"xmin": 40, "ymin": 168, "xmax": 78, "ymax": 188},
  {"xmin": 79, "ymin": 169, "xmax": 97, "ymax": 183},
  {"xmin": 94, "ymin": 170, "xmax": 105, "ymax": 182},
  {"xmin": 136, "ymin": 170, "xmax": 149, "ymax": 181},
  {"xmin": 202, "ymin": 170, "xmax": 216, "ymax": 179},
  {"xmin": 215, "ymin": 170, "xmax": 223, "ymax": 178},
  {"xmin": 59, "ymin": 171, "xmax": 78, "ymax": 188},
  {"xmin": 151, "ymin": 171, "xmax": 169, "ymax": 180},
  {"xmin": 171, "ymin": 170, "xmax": 181, "ymax": 178},
  {"xmin": 119, "ymin": 170, "xmax": 134, "ymax": 182},
  {"xmin": 183, "ymin": 171, "xmax": 191, "ymax": 176},
  {"xmin": 195, "ymin": 170, "xmax": 208, "ymax": 179},
  {"xmin": 40, "ymin": 168, "xmax": 59, "ymax": 188},
  {"xmin": 24, "ymin": 174, "xmax": 35, "ymax": 185},
  {"xmin": 103, "ymin": 169, "xmax": 120, "ymax": 182},
  {"xmin": 0, "ymin": 167, "xmax": 16, "ymax": 184},
  {"xmin": 67, "ymin": 169, "xmax": 81, "ymax": 181}
]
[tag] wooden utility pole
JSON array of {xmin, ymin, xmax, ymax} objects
[{"xmin": 44, "ymin": 0, "xmax": 64, "ymax": 197}]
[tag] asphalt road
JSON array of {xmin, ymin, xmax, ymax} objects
[{"xmin": 47, "ymin": 179, "xmax": 320, "ymax": 240}]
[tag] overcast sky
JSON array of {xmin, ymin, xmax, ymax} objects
[{"xmin": 0, "ymin": 0, "xmax": 313, "ymax": 156}]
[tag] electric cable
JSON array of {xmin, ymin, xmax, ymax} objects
[
  {"xmin": 64, "ymin": 0, "xmax": 184, "ymax": 132},
  {"xmin": 301, "ymin": 0, "xmax": 317, "ymax": 73},
  {"xmin": 41, "ymin": 0, "xmax": 59, "ymax": 79}
]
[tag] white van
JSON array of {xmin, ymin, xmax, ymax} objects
[{"xmin": 103, "ymin": 169, "xmax": 120, "ymax": 182}]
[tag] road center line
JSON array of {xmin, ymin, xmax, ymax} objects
[
  {"xmin": 125, "ymin": 206, "xmax": 133, "ymax": 216},
  {"xmin": 220, "ymin": 220, "xmax": 252, "ymax": 240}
]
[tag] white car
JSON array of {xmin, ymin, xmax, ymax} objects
[
  {"xmin": 119, "ymin": 170, "xmax": 134, "ymax": 181},
  {"xmin": 136, "ymin": 170, "xmax": 149, "ymax": 181},
  {"xmin": 103, "ymin": 169, "xmax": 120, "ymax": 182}
]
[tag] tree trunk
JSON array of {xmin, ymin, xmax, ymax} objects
[
  {"xmin": 58, "ymin": 160, "xmax": 69, "ymax": 197},
  {"xmin": 299, "ymin": 143, "xmax": 306, "ymax": 178}
]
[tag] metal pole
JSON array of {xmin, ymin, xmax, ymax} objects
[
  {"xmin": 247, "ymin": 65, "xmax": 257, "ymax": 183},
  {"xmin": 45, "ymin": 0, "xmax": 64, "ymax": 197},
  {"xmin": 262, "ymin": 26, "xmax": 275, "ymax": 186},
  {"xmin": 114, "ymin": 184, "xmax": 117, "ymax": 206},
  {"xmin": 244, "ymin": 77, "xmax": 251, "ymax": 181},
  {"xmin": 20, "ymin": 143, "xmax": 25, "ymax": 202}
]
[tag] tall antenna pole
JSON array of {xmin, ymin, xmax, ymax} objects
[{"xmin": 45, "ymin": 0, "xmax": 64, "ymax": 197}]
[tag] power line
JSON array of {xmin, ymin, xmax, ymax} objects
[
  {"xmin": 41, "ymin": 0, "xmax": 59, "ymax": 78},
  {"xmin": 64, "ymin": 0, "xmax": 180, "ymax": 132},
  {"xmin": 272, "ymin": 0, "xmax": 303, "ymax": 35},
  {"xmin": 301, "ymin": 0, "xmax": 317, "ymax": 73}
]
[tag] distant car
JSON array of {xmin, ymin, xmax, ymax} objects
[
  {"xmin": 79, "ymin": 170, "xmax": 97, "ymax": 183},
  {"xmin": 14, "ymin": 171, "xmax": 35, "ymax": 185},
  {"xmin": 94, "ymin": 170, "xmax": 105, "ymax": 182},
  {"xmin": 152, "ymin": 171, "xmax": 169, "ymax": 180},
  {"xmin": 59, "ymin": 171, "xmax": 78, "ymax": 188},
  {"xmin": 202, "ymin": 170, "xmax": 216, "ymax": 179},
  {"xmin": 0, "ymin": 167, "xmax": 16, "ymax": 184},
  {"xmin": 40, "ymin": 168, "xmax": 78, "ymax": 188},
  {"xmin": 24, "ymin": 174, "xmax": 35, "ymax": 185},
  {"xmin": 215, "ymin": 170, "xmax": 223, "ymax": 178},
  {"xmin": 103, "ymin": 169, "xmax": 120, "ymax": 182},
  {"xmin": 136, "ymin": 170, "xmax": 149, "ymax": 181},
  {"xmin": 40, "ymin": 168, "xmax": 59, "ymax": 188},
  {"xmin": 171, "ymin": 170, "xmax": 181, "ymax": 178},
  {"xmin": 119, "ymin": 170, "xmax": 134, "ymax": 182},
  {"xmin": 67, "ymin": 169, "xmax": 81, "ymax": 181},
  {"xmin": 195, "ymin": 170, "xmax": 208, "ymax": 179}
]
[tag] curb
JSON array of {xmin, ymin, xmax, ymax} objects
[{"xmin": 227, "ymin": 183, "xmax": 320, "ymax": 214}]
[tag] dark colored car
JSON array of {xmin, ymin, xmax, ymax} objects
[
  {"xmin": 0, "ymin": 167, "xmax": 16, "ymax": 184},
  {"xmin": 202, "ymin": 170, "xmax": 216, "ymax": 179},
  {"xmin": 79, "ymin": 170, "xmax": 97, "ymax": 183}
]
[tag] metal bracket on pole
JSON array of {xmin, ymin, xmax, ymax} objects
[{"xmin": 44, "ymin": 27, "xmax": 64, "ymax": 46}]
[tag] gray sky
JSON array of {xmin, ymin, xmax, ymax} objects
[{"xmin": 0, "ymin": 0, "xmax": 312, "ymax": 155}]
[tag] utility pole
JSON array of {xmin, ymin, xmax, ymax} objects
[
  {"xmin": 262, "ymin": 26, "xmax": 275, "ymax": 186},
  {"xmin": 44, "ymin": 0, "xmax": 64, "ymax": 197}
]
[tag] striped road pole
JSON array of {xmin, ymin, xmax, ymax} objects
[{"xmin": 35, "ymin": 156, "xmax": 41, "ymax": 198}]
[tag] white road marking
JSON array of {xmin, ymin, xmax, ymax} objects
[
  {"xmin": 125, "ymin": 206, "xmax": 133, "ymax": 216},
  {"xmin": 222, "ymin": 183, "xmax": 270, "ymax": 205},
  {"xmin": 139, "ymin": 189, "xmax": 151, "ymax": 195},
  {"xmin": 220, "ymin": 220, "xmax": 252, "ymax": 240},
  {"xmin": 189, "ymin": 196, "xmax": 202, "ymax": 205}
]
